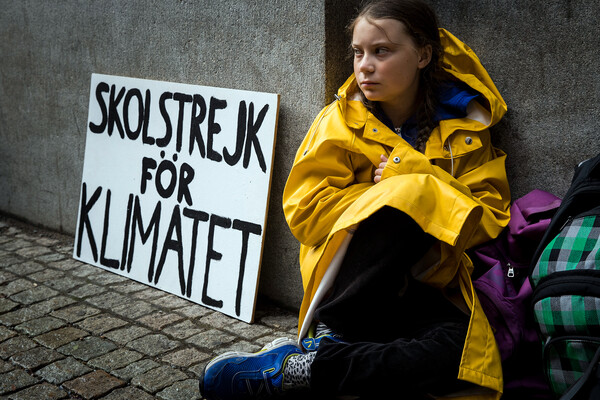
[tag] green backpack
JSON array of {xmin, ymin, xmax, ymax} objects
[{"xmin": 530, "ymin": 153, "xmax": 600, "ymax": 399}]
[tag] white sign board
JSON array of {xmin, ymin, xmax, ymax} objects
[{"xmin": 74, "ymin": 73, "xmax": 279, "ymax": 323}]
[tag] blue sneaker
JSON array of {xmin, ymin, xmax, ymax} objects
[
  {"xmin": 199, "ymin": 337, "xmax": 302, "ymax": 400},
  {"xmin": 300, "ymin": 333, "xmax": 346, "ymax": 352},
  {"xmin": 301, "ymin": 323, "xmax": 346, "ymax": 352}
]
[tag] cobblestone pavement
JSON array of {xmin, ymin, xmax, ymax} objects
[{"xmin": 0, "ymin": 215, "xmax": 302, "ymax": 399}]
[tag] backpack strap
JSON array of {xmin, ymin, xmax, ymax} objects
[{"xmin": 560, "ymin": 345, "xmax": 600, "ymax": 400}]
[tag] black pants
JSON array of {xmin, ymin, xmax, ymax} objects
[{"xmin": 311, "ymin": 207, "xmax": 470, "ymax": 398}]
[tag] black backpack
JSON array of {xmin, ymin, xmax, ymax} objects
[{"xmin": 529, "ymin": 153, "xmax": 600, "ymax": 399}]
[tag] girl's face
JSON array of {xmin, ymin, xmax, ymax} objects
[{"xmin": 352, "ymin": 17, "xmax": 431, "ymax": 119}]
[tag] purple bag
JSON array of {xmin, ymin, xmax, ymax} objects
[{"xmin": 472, "ymin": 189, "xmax": 561, "ymax": 398}]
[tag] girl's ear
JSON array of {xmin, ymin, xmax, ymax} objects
[{"xmin": 418, "ymin": 45, "xmax": 432, "ymax": 69}]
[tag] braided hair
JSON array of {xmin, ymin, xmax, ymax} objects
[{"xmin": 349, "ymin": 0, "xmax": 452, "ymax": 153}]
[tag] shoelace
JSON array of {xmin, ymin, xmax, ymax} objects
[{"xmin": 315, "ymin": 322, "xmax": 338, "ymax": 338}]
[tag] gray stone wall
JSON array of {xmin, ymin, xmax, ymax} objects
[
  {"xmin": 1, "ymin": 0, "xmax": 599, "ymax": 311},
  {"xmin": 431, "ymin": 0, "xmax": 600, "ymax": 199}
]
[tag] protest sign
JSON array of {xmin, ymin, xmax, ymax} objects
[{"xmin": 74, "ymin": 73, "xmax": 279, "ymax": 323}]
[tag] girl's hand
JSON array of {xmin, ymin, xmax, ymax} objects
[{"xmin": 374, "ymin": 154, "xmax": 388, "ymax": 183}]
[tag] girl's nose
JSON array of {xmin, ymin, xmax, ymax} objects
[{"xmin": 358, "ymin": 55, "xmax": 375, "ymax": 73}]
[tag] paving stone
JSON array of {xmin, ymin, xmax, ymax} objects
[
  {"xmin": 50, "ymin": 304, "xmax": 101, "ymax": 323},
  {"xmin": 223, "ymin": 321, "xmax": 274, "ymax": 340},
  {"xmin": 58, "ymin": 336, "xmax": 117, "ymax": 361},
  {"xmin": 126, "ymin": 334, "xmax": 179, "ymax": 357},
  {"xmin": 6, "ymin": 382, "xmax": 68, "ymax": 400},
  {"xmin": 10, "ymin": 346, "xmax": 64, "ymax": 370},
  {"xmin": 79, "ymin": 270, "xmax": 106, "ymax": 281},
  {"xmin": 35, "ymin": 357, "xmax": 92, "ymax": 384},
  {"xmin": 175, "ymin": 304, "xmax": 213, "ymax": 319},
  {"xmin": 0, "ymin": 326, "xmax": 17, "ymax": 342},
  {"xmin": 1, "ymin": 239, "xmax": 32, "ymax": 252},
  {"xmin": 48, "ymin": 258, "xmax": 84, "ymax": 271},
  {"xmin": 15, "ymin": 316, "xmax": 66, "ymax": 336},
  {"xmin": 14, "ymin": 233, "xmax": 40, "ymax": 241},
  {"xmin": 102, "ymin": 325, "xmax": 151, "ymax": 345},
  {"xmin": 0, "ymin": 297, "xmax": 19, "ymax": 313},
  {"xmin": 197, "ymin": 312, "xmax": 237, "ymax": 329},
  {"xmin": 110, "ymin": 280, "xmax": 147, "ymax": 294},
  {"xmin": 0, "ymin": 269, "xmax": 17, "ymax": 284},
  {"xmin": 70, "ymin": 283, "xmax": 106, "ymax": 298},
  {"xmin": 15, "ymin": 246, "xmax": 52, "ymax": 258},
  {"xmin": 217, "ymin": 339, "xmax": 262, "ymax": 354},
  {"xmin": 54, "ymin": 244, "xmax": 73, "ymax": 254},
  {"xmin": 33, "ymin": 252, "xmax": 68, "ymax": 263},
  {"xmin": 85, "ymin": 291, "xmax": 130, "ymax": 310},
  {"xmin": 0, "ymin": 368, "xmax": 40, "ymax": 395},
  {"xmin": 7, "ymin": 261, "xmax": 44, "ymax": 275},
  {"xmin": 3, "ymin": 226, "xmax": 22, "ymax": 235},
  {"xmin": 133, "ymin": 288, "xmax": 169, "ymax": 301},
  {"xmin": 0, "ymin": 358, "xmax": 15, "ymax": 373},
  {"xmin": 44, "ymin": 276, "xmax": 83, "ymax": 291},
  {"xmin": 156, "ymin": 378, "xmax": 201, "ymax": 400},
  {"xmin": 35, "ymin": 237, "xmax": 61, "ymax": 246},
  {"xmin": 0, "ymin": 254, "xmax": 23, "ymax": 268},
  {"xmin": 188, "ymin": 363, "xmax": 204, "ymax": 378},
  {"xmin": 131, "ymin": 365, "xmax": 188, "ymax": 393},
  {"xmin": 91, "ymin": 272, "xmax": 128, "ymax": 285},
  {"xmin": 162, "ymin": 320, "xmax": 205, "ymax": 339},
  {"xmin": 0, "ymin": 336, "xmax": 38, "ymax": 359},
  {"xmin": 137, "ymin": 310, "xmax": 184, "ymax": 330},
  {"xmin": 161, "ymin": 347, "xmax": 210, "ymax": 368},
  {"xmin": 0, "ymin": 306, "xmax": 45, "ymax": 326},
  {"xmin": 259, "ymin": 313, "xmax": 299, "ymax": 331},
  {"xmin": 0, "ymin": 279, "xmax": 34, "ymax": 297},
  {"xmin": 9, "ymin": 285, "xmax": 59, "ymax": 305},
  {"xmin": 70, "ymin": 264, "xmax": 104, "ymax": 278},
  {"xmin": 88, "ymin": 348, "xmax": 144, "ymax": 371},
  {"xmin": 75, "ymin": 314, "xmax": 128, "ymax": 335},
  {"xmin": 186, "ymin": 329, "xmax": 236, "ymax": 350},
  {"xmin": 63, "ymin": 370, "xmax": 125, "ymax": 399},
  {"xmin": 3, "ymin": 265, "xmax": 28, "ymax": 278},
  {"xmin": 34, "ymin": 327, "xmax": 89, "ymax": 349},
  {"xmin": 27, "ymin": 268, "xmax": 65, "ymax": 283},
  {"xmin": 98, "ymin": 386, "xmax": 155, "ymax": 400},
  {"xmin": 287, "ymin": 326, "xmax": 299, "ymax": 336},
  {"xmin": 29, "ymin": 295, "xmax": 77, "ymax": 314},
  {"xmin": 112, "ymin": 300, "xmax": 156, "ymax": 319},
  {"xmin": 111, "ymin": 359, "xmax": 160, "ymax": 381},
  {"xmin": 149, "ymin": 294, "xmax": 191, "ymax": 309}
]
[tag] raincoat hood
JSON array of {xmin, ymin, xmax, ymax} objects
[{"xmin": 335, "ymin": 28, "xmax": 506, "ymax": 134}]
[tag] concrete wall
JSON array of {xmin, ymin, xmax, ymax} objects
[
  {"xmin": 1, "ymin": 0, "xmax": 599, "ymax": 311},
  {"xmin": 430, "ymin": 0, "xmax": 600, "ymax": 199}
]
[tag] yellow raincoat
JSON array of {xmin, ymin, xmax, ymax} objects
[{"xmin": 282, "ymin": 29, "xmax": 511, "ymax": 399}]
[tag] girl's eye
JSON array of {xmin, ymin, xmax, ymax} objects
[
  {"xmin": 352, "ymin": 48, "xmax": 363, "ymax": 57},
  {"xmin": 375, "ymin": 47, "xmax": 389, "ymax": 55}
]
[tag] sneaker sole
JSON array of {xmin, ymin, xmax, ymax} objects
[{"xmin": 204, "ymin": 337, "xmax": 299, "ymax": 371}]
